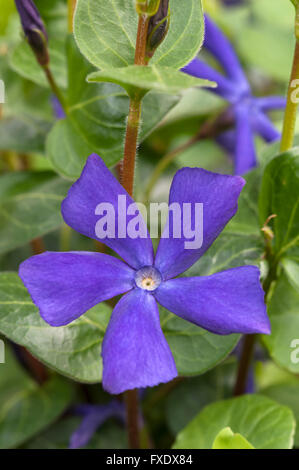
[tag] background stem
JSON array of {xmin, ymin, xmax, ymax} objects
[
  {"xmin": 68, "ymin": 0, "xmax": 77, "ymax": 33},
  {"xmin": 233, "ymin": 335, "xmax": 256, "ymax": 396},
  {"xmin": 43, "ymin": 65, "xmax": 68, "ymax": 114},
  {"xmin": 234, "ymin": 255, "xmax": 278, "ymax": 396},
  {"xmin": 280, "ymin": 40, "xmax": 299, "ymax": 152},
  {"xmin": 125, "ymin": 389, "xmax": 140, "ymax": 449}
]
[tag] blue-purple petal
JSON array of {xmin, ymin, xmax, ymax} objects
[
  {"xmin": 19, "ymin": 251, "xmax": 135, "ymax": 326},
  {"xmin": 61, "ymin": 154, "xmax": 154, "ymax": 270},
  {"xmin": 256, "ymin": 96, "xmax": 286, "ymax": 112},
  {"xmin": 102, "ymin": 289, "xmax": 177, "ymax": 394},
  {"xmin": 154, "ymin": 167, "xmax": 245, "ymax": 280},
  {"xmin": 69, "ymin": 402, "xmax": 125, "ymax": 449},
  {"xmin": 204, "ymin": 15, "xmax": 249, "ymax": 91},
  {"xmin": 155, "ymin": 266, "xmax": 270, "ymax": 335},
  {"xmin": 182, "ymin": 57, "xmax": 236, "ymax": 101},
  {"xmin": 234, "ymin": 103, "xmax": 257, "ymax": 175},
  {"xmin": 252, "ymin": 111, "xmax": 281, "ymax": 143}
]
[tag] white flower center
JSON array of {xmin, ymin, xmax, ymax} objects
[{"xmin": 135, "ymin": 266, "xmax": 162, "ymax": 292}]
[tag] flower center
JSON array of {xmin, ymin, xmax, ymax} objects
[{"xmin": 135, "ymin": 266, "xmax": 162, "ymax": 292}]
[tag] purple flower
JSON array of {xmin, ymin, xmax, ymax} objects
[
  {"xmin": 15, "ymin": 0, "xmax": 49, "ymax": 66},
  {"xmin": 19, "ymin": 154, "xmax": 270, "ymax": 394},
  {"xmin": 182, "ymin": 15, "xmax": 286, "ymax": 175},
  {"xmin": 69, "ymin": 401, "xmax": 126, "ymax": 449},
  {"xmin": 51, "ymin": 96, "xmax": 66, "ymax": 120}
]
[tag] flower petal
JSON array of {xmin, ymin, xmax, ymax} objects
[
  {"xmin": 155, "ymin": 266, "xmax": 270, "ymax": 335},
  {"xmin": 61, "ymin": 154, "xmax": 154, "ymax": 270},
  {"xmin": 102, "ymin": 289, "xmax": 177, "ymax": 394},
  {"xmin": 182, "ymin": 57, "xmax": 236, "ymax": 100},
  {"xmin": 256, "ymin": 96, "xmax": 286, "ymax": 112},
  {"xmin": 154, "ymin": 168, "xmax": 245, "ymax": 279},
  {"xmin": 19, "ymin": 251, "xmax": 135, "ymax": 326},
  {"xmin": 253, "ymin": 111, "xmax": 281, "ymax": 143},
  {"xmin": 216, "ymin": 129, "xmax": 236, "ymax": 155},
  {"xmin": 204, "ymin": 15, "xmax": 249, "ymax": 90},
  {"xmin": 234, "ymin": 104, "xmax": 257, "ymax": 175},
  {"xmin": 69, "ymin": 402, "xmax": 125, "ymax": 449}
]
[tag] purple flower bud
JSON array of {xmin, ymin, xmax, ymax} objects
[
  {"xmin": 15, "ymin": 0, "xmax": 49, "ymax": 66},
  {"xmin": 146, "ymin": 0, "xmax": 169, "ymax": 60}
]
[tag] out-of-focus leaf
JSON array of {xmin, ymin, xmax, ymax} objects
[
  {"xmin": 262, "ymin": 382, "xmax": 299, "ymax": 446},
  {"xmin": 10, "ymin": 39, "xmax": 67, "ymax": 89},
  {"xmin": 0, "ymin": 172, "xmax": 69, "ymax": 255},
  {"xmin": 0, "ymin": 272, "xmax": 111, "ymax": 383},
  {"xmin": 0, "ymin": 346, "xmax": 73, "ymax": 449}
]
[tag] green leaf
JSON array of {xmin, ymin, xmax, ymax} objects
[
  {"xmin": 24, "ymin": 417, "xmax": 127, "ymax": 449},
  {"xmin": 282, "ymin": 258, "xmax": 299, "ymax": 291},
  {"xmin": 259, "ymin": 151, "xmax": 299, "ymax": 257},
  {"xmin": 166, "ymin": 361, "xmax": 237, "ymax": 435},
  {"xmin": 10, "ymin": 38, "xmax": 67, "ymax": 89},
  {"xmin": 0, "ymin": 172, "xmax": 69, "ymax": 255},
  {"xmin": 0, "ymin": 117, "xmax": 49, "ymax": 153},
  {"xmin": 74, "ymin": 0, "xmax": 204, "ymax": 70},
  {"xmin": 262, "ymin": 382, "xmax": 299, "ymax": 447},
  {"xmin": 172, "ymin": 394, "xmax": 295, "ymax": 449},
  {"xmin": 160, "ymin": 306, "xmax": 240, "ymax": 376},
  {"xmin": 47, "ymin": 37, "xmax": 179, "ymax": 179},
  {"xmin": 0, "ymin": 272, "xmax": 111, "ymax": 383},
  {"xmin": 263, "ymin": 268, "xmax": 299, "ymax": 375},
  {"xmin": 212, "ymin": 427, "xmax": 254, "ymax": 450},
  {"xmin": 0, "ymin": 346, "xmax": 73, "ymax": 449},
  {"xmin": 88, "ymin": 65, "xmax": 215, "ymax": 98}
]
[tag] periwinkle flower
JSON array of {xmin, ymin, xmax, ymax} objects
[
  {"xmin": 19, "ymin": 154, "xmax": 270, "ymax": 394},
  {"xmin": 182, "ymin": 15, "xmax": 286, "ymax": 175},
  {"xmin": 15, "ymin": 0, "xmax": 49, "ymax": 66},
  {"xmin": 69, "ymin": 402, "xmax": 126, "ymax": 449},
  {"xmin": 51, "ymin": 96, "xmax": 66, "ymax": 120}
]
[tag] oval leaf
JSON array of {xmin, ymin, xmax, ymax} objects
[
  {"xmin": 0, "ymin": 347, "xmax": 72, "ymax": 449},
  {"xmin": 0, "ymin": 272, "xmax": 111, "ymax": 383},
  {"xmin": 173, "ymin": 394, "xmax": 295, "ymax": 449},
  {"xmin": 74, "ymin": 0, "xmax": 204, "ymax": 70}
]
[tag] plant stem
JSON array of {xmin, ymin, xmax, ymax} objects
[
  {"xmin": 233, "ymin": 335, "xmax": 256, "ymax": 396},
  {"xmin": 134, "ymin": 14, "xmax": 150, "ymax": 65},
  {"xmin": 125, "ymin": 389, "xmax": 140, "ymax": 449},
  {"xmin": 121, "ymin": 14, "xmax": 150, "ymax": 195},
  {"xmin": 30, "ymin": 237, "xmax": 46, "ymax": 255},
  {"xmin": 234, "ymin": 257, "xmax": 278, "ymax": 396},
  {"xmin": 122, "ymin": 96, "xmax": 142, "ymax": 194},
  {"xmin": 280, "ymin": 39, "xmax": 299, "ymax": 152},
  {"xmin": 122, "ymin": 13, "xmax": 150, "ymax": 450},
  {"xmin": 68, "ymin": 0, "xmax": 77, "ymax": 33},
  {"xmin": 43, "ymin": 65, "xmax": 68, "ymax": 114}
]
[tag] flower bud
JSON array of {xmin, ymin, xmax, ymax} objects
[
  {"xmin": 15, "ymin": 0, "xmax": 49, "ymax": 66},
  {"xmin": 146, "ymin": 0, "xmax": 170, "ymax": 60},
  {"xmin": 136, "ymin": 0, "xmax": 160, "ymax": 15}
]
